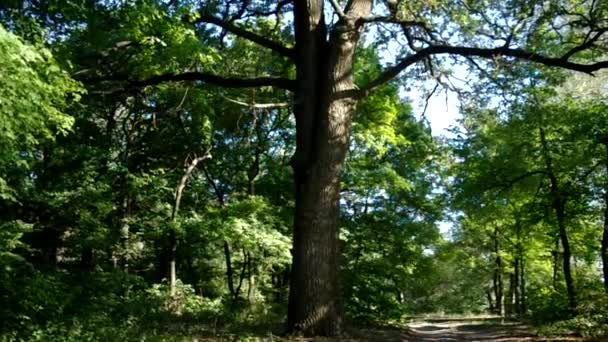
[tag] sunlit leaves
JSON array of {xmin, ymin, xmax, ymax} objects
[{"xmin": 0, "ymin": 24, "xmax": 81, "ymax": 198}]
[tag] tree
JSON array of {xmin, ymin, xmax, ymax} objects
[{"xmin": 3, "ymin": 0, "xmax": 608, "ymax": 335}]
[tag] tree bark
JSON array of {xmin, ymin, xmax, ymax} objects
[{"xmin": 287, "ymin": 0, "xmax": 372, "ymax": 336}]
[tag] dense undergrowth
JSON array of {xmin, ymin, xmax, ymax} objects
[{"xmin": 0, "ymin": 267, "xmax": 286, "ymax": 341}]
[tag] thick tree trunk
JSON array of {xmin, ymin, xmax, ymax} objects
[{"xmin": 287, "ymin": 0, "xmax": 372, "ymax": 336}]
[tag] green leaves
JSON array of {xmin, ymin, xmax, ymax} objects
[{"xmin": 0, "ymin": 24, "xmax": 81, "ymax": 198}]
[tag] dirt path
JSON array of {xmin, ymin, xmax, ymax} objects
[
  {"xmin": 354, "ymin": 317, "xmax": 585, "ymax": 341},
  {"xmin": 403, "ymin": 317, "xmax": 587, "ymax": 342}
]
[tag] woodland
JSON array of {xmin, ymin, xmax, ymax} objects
[{"xmin": 1, "ymin": 0, "xmax": 608, "ymax": 340}]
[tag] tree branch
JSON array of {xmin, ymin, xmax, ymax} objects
[
  {"xmin": 122, "ymin": 72, "xmax": 296, "ymax": 91},
  {"xmin": 561, "ymin": 28, "xmax": 607, "ymax": 60},
  {"xmin": 358, "ymin": 44, "xmax": 608, "ymax": 96},
  {"xmin": 192, "ymin": 14, "xmax": 295, "ymax": 60},
  {"xmin": 357, "ymin": 15, "xmax": 429, "ymax": 29},
  {"xmin": 328, "ymin": 0, "xmax": 347, "ymax": 19},
  {"xmin": 222, "ymin": 95, "xmax": 291, "ymax": 109}
]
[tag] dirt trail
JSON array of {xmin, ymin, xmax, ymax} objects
[{"xmin": 354, "ymin": 317, "xmax": 586, "ymax": 342}]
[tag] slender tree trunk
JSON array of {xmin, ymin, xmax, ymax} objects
[
  {"xmin": 539, "ymin": 127, "xmax": 576, "ymax": 311},
  {"xmin": 552, "ymin": 238, "xmax": 560, "ymax": 289},
  {"xmin": 493, "ymin": 227, "xmax": 503, "ymax": 316},
  {"xmin": 287, "ymin": 0, "xmax": 372, "ymax": 336},
  {"xmin": 514, "ymin": 257, "xmax": 520, "ymax": 315},
  {"xmin": 224, "ymin": 240, "xmax": 235, "ymax": 297},
  {"xmin": 555, "ymin": 202, "xmax": 576, "ymax": 311},
  {"xmin": 602, "ymin": 143, "xmax": 608, "ymax": 292},
  {"xmin": 520, "ymin": 253, "xmax": 526, "ymax": 314},
  {"xmin": 507, "ymin": 273, "xmax": 515, "ymax": 316},
  {"xmin": 247, "ymin": 252, "xmax": 256, "ymax": 304},
  {"xmin": 234, "ymin": 249, "xmax": 248, "ymax": 303},
  {"xmin": 121, "ymin": 192, "xmax": 131, "ymax": 273},
  {"xmin": 169, "ymin": 230, "xmax": 177, "ymax": 295},
  {"xmin": 486, "ymin": 290, "xmax": 494, "ymax": 312},
  {"xmin": 170, "ymin": 153, "xmax": 210, "ymax": 296}
]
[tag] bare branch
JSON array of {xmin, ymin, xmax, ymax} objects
[
  {"xmin": 192, "ymin": 14, "xmax": 295, "ymax": 60},
  {"xmin": 358, "ymin": 44, "xmax": 608, "ymax": 97},
  {"xmin": 125, "ymin": 72, "xmax": 296, "ymax": 91},
  {"xmin": 222, "ymin": 95, "xmax": 291, "ymax": 109},
  {"xmin": 328, "ymin": 0, "xmax": 347, "ymax": 19},
  {"xmin": 357, "ymin": 15, "xmax": 429, "ymax": 29},
  {"xmin": 561, "ymin": 28, "xmax": 607, "ymax": 60},
  {"xmin": 420, "ymin": 83, "xmax": 439, "ymax": 119}
]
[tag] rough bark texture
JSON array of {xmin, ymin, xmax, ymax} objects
[{"xmin": 287, "ymin": 0, "xmax": 372, "ymax": 336}]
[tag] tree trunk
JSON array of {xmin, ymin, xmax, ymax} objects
[
  {"xmin": 80, "ymin": 246, "xmax": 93, "ymax": 271},
  {"xmin": 507, "ymin": 273, "xmax": 515, "ymax": 316},
  {"xmin": 514, "ymin": 257, "xmax": 520, "ymax": 315},
  {"xmin": 287, "ymin": 0, "xmax": 372, "ymax": 336},
  {"xmin": 224, "ymin": 240, "xmax": 235, "ymax": 297},
  {"xmin": 493, "ymin": 227, "xmax": 503, "ymax": 316},
  {"xmin": 552, "ymin": 238, "xmax": 560, "ymax": 290},
  {"xmin": 486, "ymin": 290, "xmax": 494, "ymax": 312},
  {"xmin": 555, "ymin": 201, "xmax": 576, "ymax": 312},
  {"xmin": 602, "ymin": 143, "xmax": 608, "ymax": 292},
  {"xmin": 169, "ymin": 229, "xmax": 177, "ymax": 296},
  {"xmin": 520, "ymin": 252, "xmax": 526, "ymax": 314},
  {"xmin": 233, "ymin": 249, "xmax": 248, "ymax": 303},
  {"xmin": 539, "ymin": 127, "xmax": 576, "ymax": 312},
  {"xmin": 247, "ymin": 251, "xmax": 256, "ymax": 304},
  {"xmin": 169, "ymin": 153, "xmax": 210, "ymax": 296}
]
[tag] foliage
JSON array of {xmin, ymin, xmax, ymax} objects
[
  {"xmin": 0, "ymin": 24, "xmax": 81, "ymax": 201},
  {"xmin": 0, "ymin": 0, "xmax": 607, "ymax": 339}
]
